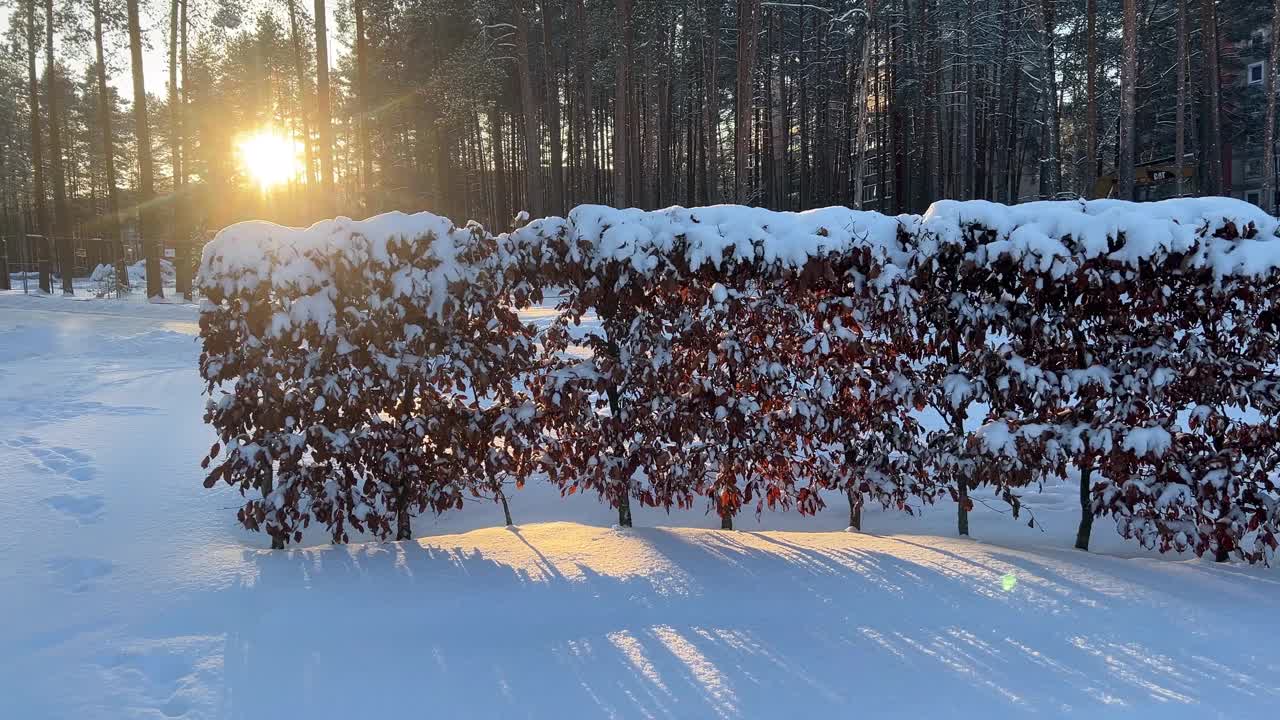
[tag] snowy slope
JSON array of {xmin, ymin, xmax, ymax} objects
[{"xmin": 2, "ymin": 291, "xmax": 1278, "ymax": 719}]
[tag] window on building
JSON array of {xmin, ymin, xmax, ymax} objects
[
  {"xmin": 1249, "ymin": 61, "xmax": 1265, "ymax": 85},
  {"xmin": 1246, "ymin": 190, "xmax": 1262, "ymax": 207},
  {"xmin": 1245, "ymin": 157, "xmax": 1264, "ymax": 179}
]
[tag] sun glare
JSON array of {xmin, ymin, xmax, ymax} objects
[{"xmin": 237, "ymin": 128, "xmax": 300, "ymax": 191}]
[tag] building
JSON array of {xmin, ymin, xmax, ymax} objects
[{"xmin": 1228, "ymin": 26, "xmax": 1278, "ymax": 211}]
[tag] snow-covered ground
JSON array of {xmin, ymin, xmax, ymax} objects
[{"xmin": 2, "ymin": 290, "xmax": 1278, "ymax": 718}]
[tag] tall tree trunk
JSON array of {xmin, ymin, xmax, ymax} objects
[
  {"xmin": 770, "ymin": 11, "xmax": 786, "ymax": 208},
  {"xmin": 1199, "ymin": 0, "xmax": 1222, "ymax": 195},
  {"xmin": 1175, "ymin": 0, "xmax": 1187, "ymax": 198},
  {"xmin": 515, "ymin": 2, "xmax": 544, "ymax": 215},
  {"xmin": 925, "ymin": 0, "xmax": 941, "ymax": 204},
  {"xmin": 45, "ymin": 0, "xmax": 71, "ymax": 294},
  {"xmin": 798, "ymin": 12, "xmax": 808, "ymax": 208},
  {"xmin": 180, "ymin": 0, "xmax": 191, "ymax": 297},
  {"xmin": 490, "ymin": 102, "xmax": 509, "ymax": 224},
  {"xmin": 994, "ymin": 0, "xmax": 1012, "ymax": 202},
  {"xmin": 658, "ymin": 35, "xmax": 673, "ymax": 208},
  {"xmin": 287, "ymin": 0, "xmax": 316, "ymax": 198},
  {"xmin": 1085, "ymin": 0, "xmax": 1099, "ymax": 196},
  {"xmin": 963, "ymin": 0, "xmax": 977, "ymax": 200},
  {"xmin": 92, "ymin": 0, "xmax": 126, "ymax": 291},
  {"xmin": 26, "ymin": 0, "xmax": 50, "ymax": 294},
  {"xmin": 852, "ymin": 2, "xmax": 874, "ymax": 208},
  {"xmin": 1264, "ymin": 0, "xmax": 1280, "ymax": 214},
  {"xmin": 703, "ymin": 0, "xmax": 721, "ymax": 204},
  {"xmin": 576, "ymin": 0, "xmax": 594, "ymax": 204},
  {"xmin": 734, "ymin": 0, "xmax": 759, "ymax": 203},
  {"xmin": 613, "ymin": 0, "xmax": 632, "ymax": 207},
  {"xmin": 541, "ymin": 1, "xmax": 566, "ymax": 215},
  {"xmin": 355, "ymin": 0, "xmax": 373, "ymax": 211},
  {"xmin": 1118, "ymin": 0, "xmax": 1137, "ymax": 201},
  {"xmin": 315, "ymin": 0, "xmax": 336, "ymax": 214},
  {"xmin": 170, "ymin": 0, "xmax": 190, "ymax": 298},
  {"xmin": 628, "ymin": 37, "xmax": 641, "ymax": 206},
  {"xmin": 1038, "ymin": 0, "xmax": 1058, "ymax": 199},
  {"xmin": 127, "ymin": 0, "xmax": 161, "ymax": 298}
]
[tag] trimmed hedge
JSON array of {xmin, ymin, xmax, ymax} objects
[{"xmin": 198, "ymin": 199, "xmax": 1280, "ymax": 562}]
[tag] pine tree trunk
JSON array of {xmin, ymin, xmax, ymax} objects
[
  {"xmin": 1075, "ymin": 463, "xmax": 1094, "ymax": 550},
  {"xmin": 925, "ymin": 0, "xmax": 941, "ymax": 204},
  {"xmin": 799, "ymin": 13, "xmax": 810, "ymax": 209},
  {"xmin": 768, "ymin": 11, "xmax": 785, "ymax": 208},
  {"xmin": 852, "ymin": 3, "xmax": 874, "ymax": 208},
  {"xmin": 1199, "ymin": 0, "xmax": 1222, "ymax": 194},
  {"xmin": 703, "ymin": 0, "xmax": 720, "ymax": 204},
  {"xmin": 355, "ymin": 0, "xmax": 373, "ymax": 211},
  {"xmin": 179, "ymin": 0, "xmax": 190, "ymax": 298},
  {"xmin": 92, "ymin": 0, "xmax": 126, "ymax": 291},
  {"xmin": 287, "ymin": 0, "xmax": 317, "ymax": 197},
  {"xmin": 734, "ymin": 0, "xmax": 759, "ymax": 203},
  {"xmin": 127, "ymin": 0, "xmax": 161, "ymax": 299},
  {"xmin": 963, "ymin": 0, "xmax": 977, "ymax": 200},
  {"xmin": 613, "ymin": 0, "xmax": 632, "ymax": 207},
  {"xmin": 515, "ymin": 2, "xmax": 544, "ymax": 216},
  {"xmin": 45, "ymin": 0, "xmax": 71, "ymax": 294},
  {"xmin": 576, "ymin": 0, "xmax": 594, "ymax": 203},
  {"xmin": 1118, "ymin": 0, "xmax": 1137, "ymax": 201},
  {"xmin": 315, "ymin": 0, "xmax": 336, "ymax": 214},
  {"xmin": 26, "ymin": 0, "xmax": 49, "ymax": 293},
  {"xmin": 490, "ymin": 102, "xmax": 509, "ymax": 224},
  {"xmin": 1084, "ymin": 0, "xmax": 1099, "ymax": 196},
  {"xmin": 1038, "ymin": 0, "xmax": 1058, "ymax": 199},
  {"xmin": 169, "ymin": 0, "xmax": 190, "ymax": 299},
  {"xmin": 995, "ymin": 0, "xmax": 1013, "ymax": 202},
  {"xmin": 1175, "ymin": 0, "xmax": 1187, "ymax": 198},
  {"xmin": 658, "ymin": 60, "xmax": 673, "ymax": 208},
  {"xmin": 1263, "ymin": 0, "xmax": 1280, "ymax": 214},
  {"xmin": 541, "ymin": 1, "xmax": 566, "ymax": 215}
]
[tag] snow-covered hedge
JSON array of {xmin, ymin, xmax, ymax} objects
[
  {"xmin": 927, "ymin": 198, "xmax": 1280, "ymax": 561},
  {"xmin": 526, "ymin": 205, "xmax": 931, "ymax": 529},
  {"xmin": 197, "ymin": 198, "xmax": 1280, "ymax": 562},
  {"xmin": 197, "ymin": 214, "xmax": 540, "ymax": 547}
]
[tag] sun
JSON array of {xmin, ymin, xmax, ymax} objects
[{"xmin": 237, "ymin": 128, "xmax": 300, "ymax": 191}]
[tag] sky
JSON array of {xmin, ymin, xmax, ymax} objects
[{"xmin": 0, "ymin": 0, "xmax": 343, "ymax": 102}]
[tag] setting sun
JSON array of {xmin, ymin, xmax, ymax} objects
[{"xmin": 237, "ymin": 128, "xmax": 300, "ymax": 191}]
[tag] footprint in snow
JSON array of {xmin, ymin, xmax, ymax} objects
[
  {"xmin": 46, "ymin": 557, "xmax": 113, "ymax": 593},
  {"xmin": 43, "ymin": 494, "xmax": 106, "ymax": 523},
  {"xmin": 5, "ymin": 435, "xmax": 98, "ymax": 482},
  {"xmin": 98, "ymin": 636, "xmax": 222, "ymax": 719}
]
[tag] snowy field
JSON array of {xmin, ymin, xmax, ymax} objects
[{"xmin": 2, "ymin": 290, "xmax": 1279, "ymax": 718}]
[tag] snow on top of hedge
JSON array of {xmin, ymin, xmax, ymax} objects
[
  {"xmin": 920, "ymin": 197, "xmax": 1280, "ymax": 279},
  {"xmin": 198, "ymin": 211, "xmax": 480, "ymax": 329},
  {"xmin": 199, "ymin": 199, "xmax": 1280, "ymax": 313},
  {"xmin": 566, "ymin": 204, "xmax": 913, "ymax": 274}
]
